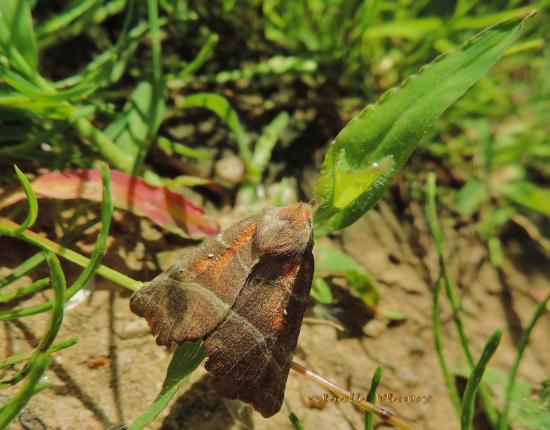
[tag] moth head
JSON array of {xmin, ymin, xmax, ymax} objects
[{"xmin": 253, "ymin": 203, "xmax": 313, "ymax": 256}]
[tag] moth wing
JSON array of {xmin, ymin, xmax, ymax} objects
[
  {"xmin": 130, "ymin": 216, "xmax": 258, "ymax": 346},
  {"xmin": 203, "ymin": 249, "xmax": 314, "ymax": 417}
]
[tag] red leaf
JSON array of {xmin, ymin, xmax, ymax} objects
[{"xmin": 0, "ymin": 169, "xmax": 219, "ymax": 239}]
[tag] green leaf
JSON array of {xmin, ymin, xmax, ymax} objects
[
  {"xmin": 179, "ymin": 92, "xmax": 253, "ymax": 171},
  {"xmin": 105, "ymin": 81, "xmax": 165, "ymax": 172},
  {"xmin": 0, "ymin": 253, "xmax": 65, "ymax": 387},
  {"xmin": 0, "ymin": 0, "xmax": 38, "ymax": 75},
  {"xmin": 0, "ymin": 353, "xmax": 50, "ymax": 428},
  {"xmin": 175, "ymin": 33, "xmax": 219, "ymax": 80},
  {"xmin": 311, "ymin": 276, "xmax": 333, "ymax": 304},
  {"xmin": 0, "ymin": 337, "xmax": 78, "ymax": 370},
  {"xmin": 13, "ymin": 165, "xmax": 38, "ymax": 234},
  {"xmin": 289, "ymin": 412, "xmax": 305, "ymax": 430},
  {"xmin": 455, "ymin": 179, "xmax": 490, "ymax": 218},
  {"xmin": 314, "ymin": 13, "xmax": 533, "ymax": 232},
  {"xmin": 251, "ymin": 112, "xmax": 290, "ymax": 183},
  {"xmin": 365, "ymin": 367, "xmax": 382, "ymax": 430},
  {"xmin": 129, "ymin": 342, "xmax": 205, "ymax": 430},
  {"xmin": 314, "ymin": 244, "xmax": 379, "ymax": 308},
  {"xmin": 502, "ymin": 180, "xmax": 550, "ymax": 217},
  {"xmin": 460, "ymin": 330, "xmax": 502, "ymax": 430}
]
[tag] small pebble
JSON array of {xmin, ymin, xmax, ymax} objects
[
  {"xmin": 283, "ymin": 309, "xmax": 288, "ymax": 316},
  {"xmin": 119, "ymin": 319, "xmax": 150, "ymax": 339},
  {"xmin": 398, "ymin": 367, "xmax": 419, "ymax": 387},
  {"xmin": 363, "ymin": 319, "xmax": 386, "ymax": 338},
  {"xmin": 215, "ymin": 155, "xmax": 245, "ymax": 184},
  {"xmin": 410, "ymin": 339, "xmax": 426, "ymax": 356},
  {"xmin": 208, "ymin": 253, "xmax": 214, "ymax": 258}
]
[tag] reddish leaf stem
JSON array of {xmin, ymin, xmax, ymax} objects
[{"xmin": 290, "ymin": 361, "xmax": 418, "ymax": 430}]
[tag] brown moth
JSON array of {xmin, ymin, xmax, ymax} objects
[{"xmin": 130, "ymin": 203, "xmax": 314, "ymax": 417}]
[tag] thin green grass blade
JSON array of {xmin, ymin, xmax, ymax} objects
[
  {"xmin": 0, "ymin": 353, "xmax": 50, "ymax": 428},
  {"xmin": 13, "ymin": 165, "xmax": 38, "ymax": 234},
  {"xmin": 432, "ymin": 275, "xmax": 461, "ymax": 415},
  {"xmin": 65, "ymin": 163, "xmax": 113, "ymax": 297},
  {"xmin": 460, "ymin": 330, "xmax": 503, "ymax": 430},
  {"xmin": 0, "ymin": 277, "xmax": 48, "ymax": 303},
  {"xmin": 0, "ymin": 337, "xmax": 79, "ymax": 370},
  {"xmin": 174, "ymin": 33, "xmax": 219, "ymax": 80},
  {"xmin": 179, "ymin": 93, "xmax": 254, "ymax": 172},
  {"xmin": 0, "ymin": 253, "xmax": 45, "ymax": 290},
  {"xmin": 425, "ymin": 173, "xmax": 497, "ymax": 423},
  {"xmin": 0, "ymin": 163, "xmax": 121, "ymax": 321},
  {"xmin": 156, "ymin": 136, "xmax": 210, "ymax": 160},
  {"xmin": 425, "ymin": 175, "xmax": 459, "ymax": 415},
  {"xmin": 0, "ymin": 253, "xmax": 65, "ymax": 387},
  {"xmin": 35, "ymin": 0, "xmax": 98, "ymax": 40},
  {"xmin": 502, "ymin": 181, "xmax": 550, "ymax": 217},
  {"xmin": 364, "ymin": 366, "xmax": 382, "ymax": 430},
  {"xmin": 289, "ymin": 412, "xmax": 305, "ymax": 430},
  {"xmin": 37, "ymin": 253, "xmax": 66, "ymax": 352},
  {"xmin": 0, "ymin": 0, "xmax": 38, "ymax": 76},
  {"xmin": 128, "ymin": 342, "xmax": 205, "ymax": 430},
  {"xmin": 250, "ymin": 112, "xmax": 290, "ymax": 183},
  {"xmin": 498, "ymin": 292, "xmax": 550, "ymax": 430},
  {"xmin": 314, "ymin": 13, "xmax": 534, "ymax": 232}
]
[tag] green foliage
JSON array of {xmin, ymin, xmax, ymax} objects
[
  {"xmin": 314, "ymin": 244, "xmax": 380, "ymax": 308},
  {"xmin": 426, "ymin": 173, "xmax": 499, "ymax": 426},
  {"xmin": 460, "ymin": 330, "xmax": 503, "ymax": 430},
  {"xmin": 498, "ymin": 292, "xmax": 550, "ymax": 430},
  {"xmin": 364, "ymin": 366, "xmax": 382, "ymax": 430},
  {"xmin": 0, "ymin": 165, "xmax": 113, "ymax": 416},
  {"xmin": 129, "ymin": 342, "xmax": 205, "ymax": 430},
  {"xmin": 289, "ymin": 412, "xmax": 305, "ymax": 430},
  {"xmin": 314, "ymin": 14, "xmax": 531, "ymax": 232},
  {"xmin": 0, "ymin": 353, "xmax": 50, "ymax": 428}
]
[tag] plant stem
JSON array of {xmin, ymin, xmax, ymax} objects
[
  {"xmin": 290, "ymin": 362, "xmax": 418, "ymax": 430},
  {"xmin": 0, "ymin": 217, "xmax": 142, "ymax": 291},
  {"xmin": 460, "ymin": 330, "xmax": 502, "ymax": 430},
  {"xmin": 432, "ymin": 275, "xmax": 461, "ymax": 414},
  {"xmin": 73, "ymin": 117, "xmax": 134, "ymax": 172},
  {"xmin": 498, "ymin": 291, "xmax": 550, "ymax": 430}
]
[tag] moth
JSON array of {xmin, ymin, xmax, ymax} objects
[{"xmin": 130, "ymin": 203, "xmax": 314, "ymax": 417}]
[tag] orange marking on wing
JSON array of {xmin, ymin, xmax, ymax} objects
[{"xmin": 210, "ymin": 224, "xmax": 255, "ymax": 281}]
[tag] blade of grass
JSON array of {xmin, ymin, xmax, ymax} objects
[
  {"xmin": 425, "ymin": 173, "xmax": 499, "ymax": 425},
  {"xmin": 365, "ymin": 366, "xmax": 382, "ymax": 430},
  {"xmin": 128, "ymin": 341, "xmax": 205, "ymax": 430},
  {"xmin": 0, "ymin": 337, "xmax": 79, "ymax": 370},
  {"xmin": 425, "ymin": 174, "xmax": 461, "ymax": 414},
  {"xmin": 289, "ymin": 412, "xmax": 305, "ymax": 430},
  {"xmin": 173, "ymin": 33, "xmax": 219, "ymax": 80},
  {"xmin": 0, "ymin": 0, "xmax": 38, "ymax": 76},
  {"xmin": 432, "ymin": 276, "xmax": 461, "ymax": 414},
  {"xmin": 0, "ymin": 164, "xmax": 142, "ymax": 321},
  {"xmin": 12, "ymin": 165, "xmax": 38, "ymax": 234},
  {"xmin": 0, "ymin": 252, "xmax": 65, "ymax": 387},
  {"xmin": 250, "ymin": 112, "xmax": 290, "ymax": 183},
  {"xmin": 0, "ymin": 353, "xmax": 50, "ymax": 428},
  {"xmin": 498, "ymin": 292, "xmax": 550, "ymax": 430},
  {"xmin": 178, "ymin": 93, "xmax": 254, "ymax": 175},
  {"xmin": 461, "ymin": 330, "xmax": 503, "ymax": 430},
  {"xmin": 0, "ymin": 251, "xmax": 44, "ymax": 290},
  {"xmin": 0, "ymin": 277, "xmax": 49, "ymax": 303}
]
